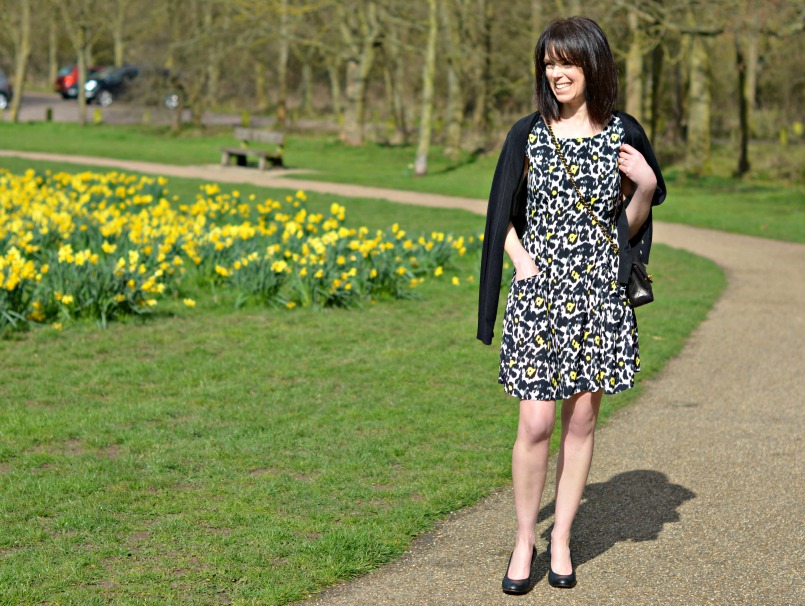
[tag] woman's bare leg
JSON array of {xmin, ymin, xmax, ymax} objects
[
  {"xmin": 550, "ymin": 390, "xmax": 602, "ymax": 575},
  {"xmin": 507, "ymin": 398, "xmax": 556, "ymax": 579}
]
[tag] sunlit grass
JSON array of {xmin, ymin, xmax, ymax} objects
[{"xmin": 0, "ymin": 159, "xmax": 726, "ymax": 604}]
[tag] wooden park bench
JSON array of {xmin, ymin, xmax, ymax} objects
[{"xmin": 220, "ymin": 127, "xmax": 284, "ymax": 170}]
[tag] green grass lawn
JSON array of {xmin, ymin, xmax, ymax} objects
[
  {"xmin": 1, "ymin": 122, "xmax": 802, "ymax": 243},
  {"xmin": 0, "ymin": 160, "xmax": 725, "ymax": 604}
]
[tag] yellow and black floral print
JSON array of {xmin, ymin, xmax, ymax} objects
[{"xmin": 499, "ymin": 115, "xmax": 639, "ymax": 400}]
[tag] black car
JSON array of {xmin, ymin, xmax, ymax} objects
[
  {"xmin": 84, "ymin": 65, "xmax": 139, "ymax": 106},
  {"xmin": 0, "ymin": 68, "xmax": 13, "ymax": 111},
  {"xmin": 85, "ymin": 65, "xmax": 183, "ymax": 109}
]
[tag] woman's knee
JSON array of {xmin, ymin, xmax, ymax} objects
[
  {"xmin": 518, "ymin": 400, "xmax": 555, "ymax": 443},
  {"xmin": 563, "ymin": 399, "xmax": 599, "ymax": 437}
]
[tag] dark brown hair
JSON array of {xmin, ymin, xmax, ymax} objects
[{"xmin": 534, "ymin": 17, "xmax": 618, "ymax": 128}]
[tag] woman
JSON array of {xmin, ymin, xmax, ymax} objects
[{"xmin": 477, "ymin": 17, "xmax": 666, "ymax": 594}]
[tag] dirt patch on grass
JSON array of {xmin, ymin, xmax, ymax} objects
[
  {"xmin": 98, "ymin": 444, "xmax": 122, "ymax": 459},
  {"xmin": 31, "ymin": 438, "xmax": 86, "ymax": 457},
  {"xmin": 248, "ymin": 466, "xmax": 278, "ymax": 477}
]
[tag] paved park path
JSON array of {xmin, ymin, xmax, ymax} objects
[{"xmin": 2, "ymin": 151, "xmax": 803, "ymax": 605}]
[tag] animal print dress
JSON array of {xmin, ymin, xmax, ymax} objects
[{"xmin": 498, "ymin": 115, "xmax": 639, "ymax": 401}]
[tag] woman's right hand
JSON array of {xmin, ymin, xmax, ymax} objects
[
  {"xmin": 514, "ymin": 257, "xmax": 540, "ymax": 282},
  {"xmin": 504, "ymin": 221, "xmax": 540, "ymax": 282}
]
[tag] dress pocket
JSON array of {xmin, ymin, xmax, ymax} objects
[
  {"xmin": 513, "ymin": 272, "xmax": 541, "ymax": 290},
  {"xmin": 510, "ymin": 273, "xmax": 543, "ymax": 346}
]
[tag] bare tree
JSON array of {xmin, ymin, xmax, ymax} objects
[
  {"xmin": 295, "ymin": 44, "xmax": 316, "ymax": 117},
  {"xmin": 338, "ymin": 0, "xmax": 381, "ymax": 145},
  {"xmin": 163, "ymin": 0, "xmax": 218, "ymax": 129},
  {"xmin": 729, "ymin": 0, "xmax": 802, "ymax": 175},
  {"xmin": 277, "ymin": 0, "xmax": 290, "ymax": 125},
  {"xmin": 414, "ymin": 0, "xmax": 438, "ymax": 176},
  {"xmin": 684, "ymin": 16, "xmax": 717, "ymax": 175},
  {"xmin": 4, "ymin": 0, "xmax": 32, "ymax": 122},
  {"xmin": 54, "ymin": 0, "xmax": 100, "ymax": 125},
  {"xmin": 441, "ymin": 0, "xmax": 464, "ymax": 159},
  {"xmin": 47, "ymin": 10, "xmax": 58, "ymax": 87},
  {"xmin": 734, "ymin": 31, "xmax": 750, "ymax": 175},
  {"xmin": 378, "ymin": 4, "xmax": 411, "ymax": 144},
  {"xmin": 325, "ymin": 56, "xmax": 343, "ymax": 121},
  {"xmin": 624, "ymin": 7, "xmax": 644, "ymax": 122},
  {"xmin": 110, "ymin": 0, "xmax": 132, "ymax": 67},
  {"xmin": 468, "ymin": 0, "xmax": 494, "ymax": 150}
]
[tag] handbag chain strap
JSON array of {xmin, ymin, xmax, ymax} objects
[{"xmin": 545, "ymin": 122, "xmax": 619, "ymax": 255}]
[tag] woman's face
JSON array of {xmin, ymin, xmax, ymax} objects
[{"xmin": 544, "ymin": 54, "xmax": 586, "ymax": 108}]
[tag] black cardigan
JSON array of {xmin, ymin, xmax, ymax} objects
[{"xmin": 477, "ymin": 111, "xmax": 666, "ymax": 345}]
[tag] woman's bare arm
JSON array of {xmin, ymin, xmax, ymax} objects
[
  {"xmin": 504, "ymin": 222, "xmax": 539, "ymax": 281},
  {"xmin": 618, "ymin": 143, "xmax": 658, "ymax": 239}
]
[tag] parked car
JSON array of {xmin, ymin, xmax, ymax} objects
[
  {"xmin": 0, "ymin": 68, "xmax": 12, "ymax": 110},
  {"xmin": 85, "ymin": 65, "xmax": 184, "ymax": 109},
  {"xmin": 54, "ymin": 64, "xmax": 104, "ymax": 98},
  {"xmin": 84, "ymin": 65, "xmax": 139, "ymax": 106}
]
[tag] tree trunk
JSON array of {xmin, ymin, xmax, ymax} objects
[
  {"xmin": 84, "ymin": 43, "xmax": 95, "ymax": 68},
  {"xmin": 744, "ymin": 28, "xmax": 759, "ymax": 138},
  {"xmin": 9, "ymin": 0, "xmax": 32, "ymax": 123},
  {"xmin": 277, "ymin": 0, "xmax": 289, "ymax": 126},
  {"xmin": 170, "ymin": 104, "xmax": 183, "ymax": 132},
  {"xmin": 56, "ymin": 0, "xmax": 91, "ymax": 126},
  {"xmin": 441, "ymin": 0, "xmax": 463, "ymax": 159},
  {"xmin": 326, "ymin": 58, "xmax": 343, "ymax": 121},
  {"xmin": 164, "ymin": 0, "xmax": 183, "ymax": 133},
  {"xmin": 113, "ymin": 0, "xmax": 126, "ymax": 67},
  {"xmin": 255, "ymin": 59, "xmax": 269, "ymax": 112},
  {"xmin": 470, "ymin": 0, "xmax": 493, "ymax": 150},
  {"xmin": 649, "ymin": 42, "xmax": 663, "ymax": 143},
  {"xmin": 204, "ymin": 0, "xmax": 221, "ymax": 111},
  {"xmin": 299, "ymin": 49, "xmax": 314, "ymax": 116},
  {"xmin": 414, "ymin": 0, "xmax": 438, "ymax": 176},
  {"xmin": 342, "ymin": 57, "xmax": 362, "ymax": 144},
  {"xmin": 76, "ymin": 36, "xmax": 88, "ymax": 126},
  {"xmin": 685, "ymin": 33, "xmax": 712, "ymax": 175},
  {"xmin": 339, "ymin": 1, "xmax": 380, "ymax": 146},
  {"xmin": 735, "ymin": 34, "xmax": 750, "ymax": 176},
  {"xmin": 382, "ymin": 17, "xmax": 408, "ymax": 144},
  {"xmin": 48, "ymin": 12, "xmax": 58, "ymax": 88},
  {"xmin": 673, "ymin": 32, "xmax": 691, "ymax": 144},
  {"xmin": 113, "ymin": 28, "xmax": 124, "ymax": 67},
  {"xmin": 381, "ymin": 62, "xmax": 398, "ymax": 140},
  {"xmin": 625, "ymin": 9, "xmax": 643, "ymax": 122},
  {"xmin": 165, "ymin": 0, "xmax": 180, "ymax": 72}
]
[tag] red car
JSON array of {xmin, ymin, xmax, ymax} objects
[{"xmin": 54, "ymin": 65, "xmax": 104, "ymax": 99}]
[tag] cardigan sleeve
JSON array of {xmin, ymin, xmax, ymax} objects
[
  {"xmin": 616, "ymin": 111, "xmax": 667, "ymax": 268},
  {"xmin": 477, "ymin": 112, "xmax": 538, "ymax": 345}
]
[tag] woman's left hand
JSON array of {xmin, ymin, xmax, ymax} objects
[{"xmin": 618, "ymin": 144, "xmax": 657, "ymax": 194}]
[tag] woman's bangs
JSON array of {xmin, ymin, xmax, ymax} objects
[{"xmin": 544, "ymin": 36, "xmax": 584, "ymax": 68}]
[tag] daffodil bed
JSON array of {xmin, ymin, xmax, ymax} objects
[{"xmin": 0, "ymin": 168, "xmax": 479, "ymax": 331}]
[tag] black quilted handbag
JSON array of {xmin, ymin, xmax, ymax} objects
[{"xmin": 627, "ymin": 251, "xmax": 654, "ymax": 307}]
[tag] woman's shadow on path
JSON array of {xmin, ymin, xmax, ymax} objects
[{"xmin": 529, "ymin": 470, "xmax": 696, "ymax": 581}]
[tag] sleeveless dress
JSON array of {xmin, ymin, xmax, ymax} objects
[{"xmin": 498, "ymin": 115, "xmax": 639, "ymax": 401}]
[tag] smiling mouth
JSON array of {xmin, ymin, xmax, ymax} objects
[{"xmin": 555, "ymin": 83, "xmax": 571, "ymax": 90}]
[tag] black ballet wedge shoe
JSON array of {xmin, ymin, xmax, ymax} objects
[
  {"xmin": 501, "ymin": 545, "xmax": 537, "ymax": 595},
  {"xmin": 547, "ymin": 542, "xmax": 577, "ymax": 589}
]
